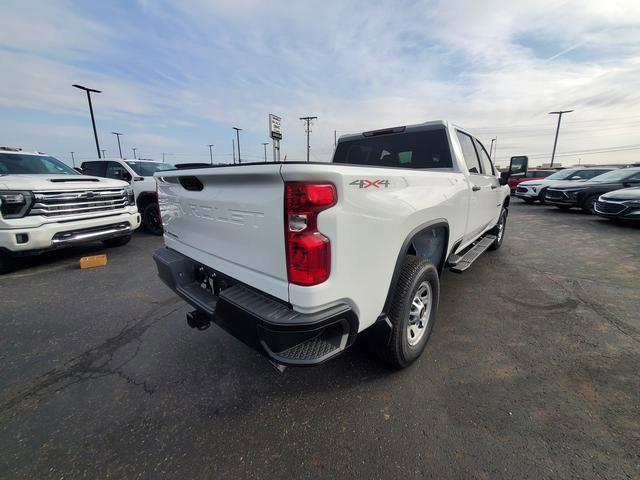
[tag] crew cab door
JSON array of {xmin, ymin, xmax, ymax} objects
[{"xmin": 455, "ymin": 130, "xmax": 499, "ymax": 243}]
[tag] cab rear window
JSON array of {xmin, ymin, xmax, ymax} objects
[{"xmin": 333, "ymin": 129, "xmax": 452, "ymax": 169}]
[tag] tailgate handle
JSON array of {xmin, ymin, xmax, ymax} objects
[{"xmin": 472, "ymin": 185, "xmax": 481, "ymax": 192}]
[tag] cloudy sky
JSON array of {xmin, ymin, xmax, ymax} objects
[{"xmin": 1, "ymin": 0, "xmax": 639, "ymax": 167}]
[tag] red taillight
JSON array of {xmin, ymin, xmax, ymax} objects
[{"xmin": 285, "ymin": 182, "xmax": 336, "ymax": 286}]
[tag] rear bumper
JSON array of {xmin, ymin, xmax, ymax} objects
[{"xmin": 153, "ymin": 247, "xmax": 358, "ymax": 366}]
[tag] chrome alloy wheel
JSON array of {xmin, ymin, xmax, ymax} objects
[{"xmin": 407, "ymin": 281, "xmax": 433, "ymax": 346}]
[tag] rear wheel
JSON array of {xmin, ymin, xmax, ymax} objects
[
  {"xmin": 489, "ymin": 208, "xmax": 507, "ymax": 250},
  {"xmin": 582, "ymin": 195, "xmax": 598, "ymax": 214},
  {"xmin": 143, "ymin": 203, "xmax": 163, "ymax": 235},
  {"xmin": 380, "ymin": 256, "xmax": 439, "ymax": 369},
  {"xmin": 102, "ymin": 235, "xmax": 132, "ymax": 248}
]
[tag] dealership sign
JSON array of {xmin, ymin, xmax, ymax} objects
[{"xmin": 269, "ymin": 114, "xmax": 282, "ymax": 140}]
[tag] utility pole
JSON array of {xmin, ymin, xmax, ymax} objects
[
  {"xmin": 70, "ymin": 151, "xmax": 75, "ymax": 168},
  {"xmin": 492, "ymin": 137, "xmax": 498, "ymax": 162},
  {"xmin": 101, "ymin": 149, "xmax": 106, "ymax": 157},
  {"xmin": 232, "ymin": 139, "xmax": 236, "ymax": 164},
  {"xmin": 112, "ymin": 132, "xmax": 123, "ymax": 158},
  {"xmin": 132, "ymin": 147, "xmax": 137, "ymax": 159},
  {"xmin": 548, "ymin": 110, "xmax": 573, "ymax": 168},
  {"xmin": 261, "ymin": 142, "xmax": 269, "ymax": 162},
  {"xmin": 207, "ymin": 144, "xmax": 214, "ymax": 164},
  {"xmin": 299, "ymin": 116, "xmax": 318, "ymax": 162},
  {"xmin": 232, "ymin": 127, "xmax": 242, "ymax": 163},
  {"xmin": 334, "ymin": 130, "xmax": 337, "ymax": 148},
  {"xmin": 162, "ymin": 152, "xmax": 165, "ymax": 163},
  {"xmin": 72, "ymin": 84, "xmax": 102, "ymax": 158}
]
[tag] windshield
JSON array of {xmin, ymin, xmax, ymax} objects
[
  {"xmin": 0, "ymin": 153, "xmax": 78, "ymax": 175},
  {"xmin": 333, "ymin": 128, "xmax": 453, "ymax": 169},
  {"xmin": 546, "ymin": 169, "xmax": 578, "ymax": 180},
  {"xmin": 125, "ymin": 161, "xmax": 175, "ymax": 176},
  {"xmin": 589, "ymin": 169, "xmax": 637, "ymax": 183}
]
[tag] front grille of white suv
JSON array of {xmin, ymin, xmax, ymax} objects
[{"xmin": 30, "ymin": 188, "xmax": 129, "ymax": 217}]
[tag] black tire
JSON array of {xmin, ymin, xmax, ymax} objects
[
  {"xmin": 538, "ymin": 189, "xmax": 548, "ymax": 205},
  {"xmin": 582, "ymin": 195, "xmax": 598, "ymax": 214},
  {"xmin": 381, "ymin": 256, "xmax": 439, "ymax": 369},
  {"xmin": 556, "ymin": 205, "xmax": 571, "ymax": 211},
  {"xmin": 0, "ymin": 252, "xmax": 16, "ymax": 275},
  {"xmin": 489, "ymin": 208, "xmax": 507, "ymax": 250},
  {"xmin": 102, "ymin": 235, "xmax": 132, "ymax": 248},
  {"xmin": 143, "ymin": 203, "xmax": 163, "ymax": 235}
]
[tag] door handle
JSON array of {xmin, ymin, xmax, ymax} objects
[{"xmin": 472, "ymin": 185, "xmax": 481, "ymax": 191}]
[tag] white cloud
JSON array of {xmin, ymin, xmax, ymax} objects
[{"xmin": 1, "ymin": 0, "xmax": 639, "ymax": 165}]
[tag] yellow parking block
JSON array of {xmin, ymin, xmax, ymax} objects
[{"xmin": 80, "ymin": 254, "xmax": 108, "ymax": 269}]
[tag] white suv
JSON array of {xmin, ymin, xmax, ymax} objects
[
  {"xmin": 81, "ymin": 159, "xmax": 174, "ymax": 235},
  {"xmin": 0, "ymin": 148, "xmax": 140, "ymax": 273}
]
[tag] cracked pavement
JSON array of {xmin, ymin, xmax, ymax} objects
[{"xmin": 0, "ymin": 203, "xmax": 639, "ymax": 479}]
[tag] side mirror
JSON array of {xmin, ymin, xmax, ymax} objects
[
  {"xmin": 570, "ymin": 175, "xmax": 582, "ymax": 180},
  {"xmin": 499, "ymin": 176, "xmax": 509, "ymax": 186},
  {"xmin": 133, "ymin": 176, "xmax": 144, "ymax": 182}
]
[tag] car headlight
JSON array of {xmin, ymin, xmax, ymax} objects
[
  {"xmin": 0, "ymin": 190, "xmax": 33, "ymax": 219},
  {"xmin": 124, "ymin": 186, "xmax": 135, "ymax": 206},
  {"xmin": 623, "ymin": 200, "xmax": 640, "ymax": 207}
]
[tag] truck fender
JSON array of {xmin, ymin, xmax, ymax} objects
[{"xmin": 382, "ymin": 220, "xmax": 449, "ymax": 314}]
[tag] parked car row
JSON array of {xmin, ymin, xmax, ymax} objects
[
  {"xmin": 514, "ymin": 164, "xmax": 640, "ymax": 222},
  {"xmin": 0, "ymin": 148, "xmax": 141, "ymax": 273},
  {"xmin": 0, "ymin": 147, "xmax": 182, "ymax": 273}
]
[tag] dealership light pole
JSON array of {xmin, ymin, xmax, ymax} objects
[
  {"xmin": 72, "ymin": 84, "xmax": 102, "ymax": 158},
  {"xmin": 112, "ymin": 132, "xmax": 123, "ymax": 158},
  {"xmin": 208, "ymin": 144, "xmax": 214, "ymax": 164},
  {"xmin": 232, "ymin": 127, "xmax": 242, "ymax": 163},
  {"xmin": 548, "ymin": 110, "xmax": 573, "ymax": 167},
  {"xmin": 70, "ymin": 151, "xmax": 75, "ymax": 168},
  {"xmin": 299, "ymin": 116, "xmax": 317, "ymax": 162},
  {"xmin": 101, "ymin": 149, "xmax": 106, "ymax": 158},
  {"xmin": 132, "ymin": 147, "xmax": 137, "ymax": 159},
  {"xmin": 261, "ymin": 142, "xmax": 269, "ymax": 162}
]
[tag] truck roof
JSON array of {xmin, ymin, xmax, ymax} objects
[
  {"xmin": 0, "ymin": 147, "xmax": 49, "ymax": 156},
  {"xmin": 337, "ymin": 120, "xmax": 450, "ymax": 143}
]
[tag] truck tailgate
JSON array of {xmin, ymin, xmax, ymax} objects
[{"xmin": 156, "ymin": 165, "xmax": 288, "ymax": 301}]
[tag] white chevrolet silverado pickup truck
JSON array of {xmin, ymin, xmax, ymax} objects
[
  {"xmin": 0, "ymin": 148, "xmax": 141, "ymax": 273},
  {"xmin": 153, "ymin": 121, "xmax": 510, "ymax": 368}
]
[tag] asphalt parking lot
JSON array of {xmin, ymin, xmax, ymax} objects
[{"xmin": 1, "ymin": 202, "xmax": 639, "ymax": 479}]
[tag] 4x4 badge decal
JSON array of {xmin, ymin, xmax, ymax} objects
[{"xmin": 349, "ymin": 179, "xmax": 390, "ymax": 189}]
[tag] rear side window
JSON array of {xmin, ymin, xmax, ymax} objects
[
  {"xmin": 473, "ymin": 138, "xmax": 494, "ymax": 175},
  {"xmin": 106, "ymin": 161, "xmax": 131, "ymax": 181},
  {"xmin": 456, "ymin": 131, "xmax": 481, "ymax": 174},
  {"xmin": 333, "ymin": 129, "xmax": 453, "ymax": 169},
  {"xmin": 82, "ymin": 161, "xmax": 107, "ymax": 177}
]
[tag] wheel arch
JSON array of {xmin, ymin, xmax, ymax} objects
[
  {"xmin": 136, "ymin": 191, "xmax": 158, "ymax": 212},
  {"xmin": 382, "ymin": 219, "xmax": 449, "ymax": 315}
]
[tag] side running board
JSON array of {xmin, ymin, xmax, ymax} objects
[{"xmin": 448, "ymin": 235, "xmax": 496, "ymax": 273}]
